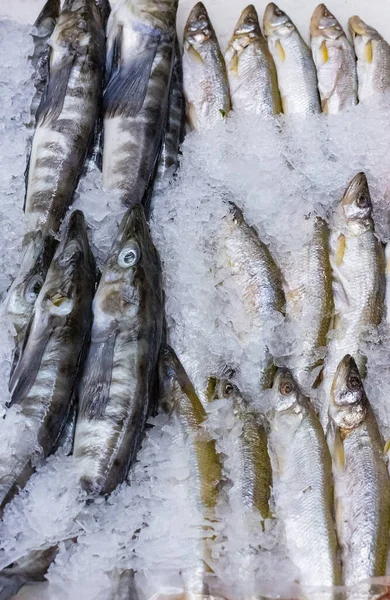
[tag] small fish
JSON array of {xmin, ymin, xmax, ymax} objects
[
  {"xmin": 310, "ymin": 4, "xmax": 358, "ymax": 114},
  {"xmin": 25, "ymin": 0, "xmax": 109, "ymax": 236},
  {"xmin": 0, "ymin": 544, "xmax": 59, "ymax": 600},
  {"xmin": 225, "ymin": 5, "xmax": 281, "ymax": 116},
  {"xmin": 268, "ymin": 368, "xmax": 341, "ymax": 596},
  {"xmin": 2, "ymin": 210, "xmax": 96, "ymax": 511},
  {"xmin": 264, "ymin": 2, "xmax": 321, "ymax": 115},
  {"xmin": 328, "ymin": 355, "xmax": 390, "ymax": 588},
  {"xmin": 103, "ymin": 0, "xmax": 178, "ymax": 207},
  {"xmin": 183, "ymin": 2, "xmax": 231, "ymax": 130},
  {"xmin": 349, "ymin": 16, "xmax": 390, "ymax": 102},
  {"xmin": 74, "ymin": 205, "xmax": 164, "ymax": 496}
]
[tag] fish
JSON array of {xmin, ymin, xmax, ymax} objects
[
  {"xmin": 310, "ymin": 4, "xmax": 358, "ymax": 114},
  {"xmin": 102, "ymin": 0, "xmax": 178, "ymax": 207},
  {"xmin": 349, "ymin": 16, "xmax": 390, "ymax": 102},
  {"xmin": 285, "ymin": 217, "xmax": 333, "ymax": 390},
  {"xmin": 328, "ymin": 355, "xmax": 390, "ymax": 589},
  {"xmin": 2, "ymin": 210, "xmax": 96, "ymax": 511},
  {"xmin": 0, "ymin": 544, "xmax": 59, "ymax": 600},
  {"xmin": 386, "ymin": 242, "xmax": 390, "ymax": 325},
  {"xmin": 268, "ymin": 368, "xmax": 341, "ymax": 597},
  {"xmin": 24, "ymin": 0, "xmax": 109, "ymax": 236},
  {"xmin": 182, "ymin": 2, "xmax": 231, "ymax": 130},
  {"xmin": 159, "ymin": 345, "xmax": 222, "ymax": 597},
  {"xmin": 5, "ymin": 233, "xmax": 58, "ymax": 381},
  {"xmin": 225, "ymin": 5, "xmax": 281, "ymax": 116},
  {"xmin": 218, "ymin": 201, "xmax": 285, "ymax": 388},
  {"xmin": 263, "ymin": 2, "xmax": 321, "ymax": 115},
  {"xmin": 207, "ymin": 376, "xmax": 272, "ymax": 520},
  {"xmin": 74, "ymin": 204, "xmax": 164, "ymax": 496},
  {"xmin": 107, "ymin": 569, "xmax": 139, "ymax": 600}
]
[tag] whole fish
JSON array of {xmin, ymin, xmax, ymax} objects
[
  {"xmin": 349, "ymin": 16, "xmax": 390, "ymax": 102},
  {"xmin": 328, "ymin": 355, "xmax": 390, "ymax": 589},
  {"xmin": 25, "ymin": 0, "xmax": 108, "ymax": 236},
  {"xmin": 310, "ymin": 4, "xmax": 358, "ymax": 114},
  {"xmin": 159, "ymin": 345, "xmax": 222, "ymax": 597},
  {"xmin": 225, "ymin": 5, "xmax": 281, "ymax": 116},
  {"xmin": 182, "ymin": 2, "xmax": 231, "ymax": 130},
  {"xmin": 74, "ymin": 205, "xmax": 164, "ymax": 496},
  {"xmin": 5, "ymin": 233, "xmax": 58, "ymax": 381},
  {"xmin": 207, "ymin": 376, "xmax": 272, "ymax": 520},
  {"xmin": 263, "ymin": 2, "xmax": 321, "ymax": 115},
  {"xmin": 268, "ymin": 368, "xmax": 341, "ymax": 596},
  {"xmin": 102, "ymin": 0, "xmax": 178, "ymax": 207}
]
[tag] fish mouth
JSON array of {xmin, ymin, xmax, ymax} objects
[
  {"xmin": 233, "ymin": 5, "xmax": 260, "ymax": 37},
  {"xmin": 56, "ymin": 210, "xmax": 90, "ymax": 266},
  {"xmin": 116, "ymin": 205, "xmax": 147, "ymax": 254},
  {"xmin": 310, "ymin": 4, "xmax": 342, "ymax": 39},
  {"xmin": 184, "ymin": 2, "xmax": 212, "ymax": 37},
  {"xmin": 263, "ymin": 3, "xmax": 290, "ymax": 37}
]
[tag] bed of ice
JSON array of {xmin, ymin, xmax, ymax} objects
[{"xmin": 2, "ymin": 1, "xmax": 390, "ymax": 599}]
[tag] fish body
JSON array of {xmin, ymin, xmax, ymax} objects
[
  {"xmin": 25, "ymin": 0, "xmax": 108, "ymax": 235},
  {"xmin": 102, "ymin": 0, "xmax": 178, "ymax": 206},
  {"xmin": 74, "ymin": 205, "xmax": 164, "ymax": 496},
  {"xmin": 310, "ymin": 4, "xmax": 358, "ymax": 114},
  {"xmin": 264, "ymin": 2, "xmax": 321, "ymax": 115},
  {"xmin": 225, "ymin": 5, "xmax": 281, "ymax": 116},
  {"xmin": 182, "ymin": 2, "xmax": 231, "ymax": 130},
  {"xmin": 268, "ymin": 368, "xmax": 341, "ymax": 596},
  {"xmin": 328, "ymin": 355, "xmax": 390, "ymax": 589},
  {"xmin": 2, "ymin": 211, "xmax": 96, "ymax": 510},
  {"xmin": 349, "ymin": 16, "xmax": 390, "ymax": 102},
  {"xmin": 0, "ymin": 545, "xmax": 59, "ymax": 600}
]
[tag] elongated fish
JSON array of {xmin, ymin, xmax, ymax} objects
[
  {"xmin": 183, "ymin": 2, "xmax": 231, "ymax": 130},
  {"xmin": 25, "ymin": 0, "xmax": 108, "ymax": 236},
  {"xmin": 328, "ymin": 355, "xmax": 390, "ymax": 591},
  {"xmin": 5, "ymin": 233, "xmax": 58, "ymax": 381},
  {"xmin": 159, "ymin": 345, "xmax": 222, "ymax": 597},
  {"xmin": 349, "ymin": 16, "xmax": 390, "ymax": 102},
  {"xmin": 74, "ymin": 205, "xmax": 164, "ymax": 496},
  {"xmin": 225, "ymin": 5, "xmax": 281, "ymax": 116},
  {"xmin": 2, "ymin": 211, "xmax": 96, "ymax": 511},
  {"xmin": 0, "ymin": 544, "xmax": 59, "ymax": 600},
  {"xmin": 103, "ymin": 0, "xmax": 178, "ymax": 207},
  {"xmin": 264, "ymin": 3, "xmax": 321, "ymax": 115},
  {"xmin": 310, "ymin": 4, "xmax": 358, "ymax": 114},
  {"xmin": 268, "ymin": 368, "xmax": 341, "ymax": 597}
]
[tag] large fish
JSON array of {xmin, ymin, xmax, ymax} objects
[
  {"xmin": 159, "ymin": 345, "xmax": 222, "ymax": 597},
  {"xmin": 263, "ymin": 2, "xmax": 321, "ymax": 115},
  {"xmin": 2, "ymin": 211, "xmax": 96, "ymax": 511},
  {"xmin": 102, "ymin": 0, "xmax": 178, "ymax": 207},
  {"xmin": 182, "ymin": 2, "xmax": 231, "ymax": 130},
  {"xmin": 25, "ymin": 0, "xmax": 108, "ymax": 236},
  {"xmin": 225, "ymin": 5, "xmax": 281, "ymax": 116},
  {"xmin": 268, "ymin": 368, "xmax": 341, "ymax": 597},
  {"xmin": 349, "ymin": 16, "xmax": 390, "ymax": 102},
  {"xmin": 74, "ymin": 205, "xmax": 164, "ymax": 496},
  {"xmin": 328, "ymin": 355, "xmax": 390, "ymax": 590},
  {"xmin": 310, "ymin": 4, "xmax": 358, "ymax": 114}
]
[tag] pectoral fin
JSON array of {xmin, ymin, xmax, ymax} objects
[{"xmin": 36, "ymin": 52, "xmax": 78, "ymax": 126}]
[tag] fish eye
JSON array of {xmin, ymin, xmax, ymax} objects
[
  {"xmin": 223, "ymin": 382, "xmax": 234, "ymax": 397},
  {"xmin": 118, "ymin": 243, "xmax": 141, "ymax": 268},
  {"xmin": 356, "ymin": 193, "xmax": 370, "ymax": 208},
  {"xmin": 347, "ymin": 376, "xmax": 361, "ymax": 391},
  {"xmin": 280, "ymin": 381, "xmax": 294, "ymax": 395},
  {"xmin": 198, "ymin": 13, "xmax": 207, "ymax": 20},
  {"xmin": 275, "ymin": 8, "xmax": 284, "ymax": 17},
  {"xmin": 24, "ymin": 275, "xmax": 43, "ymax": 304}
]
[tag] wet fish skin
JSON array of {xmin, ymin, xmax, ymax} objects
[
  {"xmin": 225, "ymin": 5, "xmax": 281, "ymax": 116},
  {"xmin": 264, "ymin": 2, "xmax": 321, "ymax": 115},
  {"xmin": 183, "ymin": 2, "xmax": 231, "ymax": 130},
  {"xmin": 103, "ymin": 0, "xmax": 178, "ymax": 207},
  {"xmin": 2, "ymin": 210, "xmax": 96, "ymax": 511},
  {"xmin": 310, "ymin": 4, "xmax": 358, "ymax": 114},
  {"xmin": 349, "ymin": 16, "xmax": 390, "ymax": 102},
  {"xmin": 328, "ymin": 355, "xmax": 390, "ymax": 588},
  {"xmin": 74, "ymin": 205, "xmax": 164, "ymax": 496},
  {"xmin": 25, "ymin": 0, "xmax": 108, "ymax": 235},
  {"xmin": 268, "ymin": 368, "xmax": 341, "ymax": 595},
  {"xmin": 0, "ymin": 545, "xmax": 59, "ymax": 600}
]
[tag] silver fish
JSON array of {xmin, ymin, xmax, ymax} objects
[
  {"xmin": 74, "ymin": 205, "xmax": 164, "ymax": 496},
  {"xmin": 102, "ymin": 0, "xmax": 178, "ymax": 207},
  {"xmin": 2, "ymin": 210, "xmax": 96, "ymax": 511},
  {"xmin": 25, "ymin": 0, "xmax": 108, "ymax": 236},
  {"xmin": 182, "ymin": 2, "xmax": 231, "ymax": 130},
  {"xmin": 328, "ymin": 355, "xmax": 390, "ymax": 591},
  {"xmin": 264, "ymin": 2, "xmax": 321, "ymax": 115},
  {"xmin": 310, "ymin": 4, "xmax": 358, "ymax": 114}
]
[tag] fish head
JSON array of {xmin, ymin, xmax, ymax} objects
[
  {"xmin": 184, "ymin": 2, "xmax": 215, "ymax": 47},
  {"xmin": 310, "ymin": 4, "xmax": 343, "ymax": 41},
  {"xmin": 55, "ymin": 0, "xmax": 107, "ymax": 48},
  {"xmin": 271, "ymin": 368, "xmax": 301, "ymax": 412},
  {"xmin": 340, "ymin": 172, "xmax": 373, "ymax": 223},
  {"xmin": 263, "ymin": 3, "xmax": 295, "ymax": 39},
  {"xmin": 206, "ymin": 374, "xmax": 241, "ymax": 400},
  {"xmin": 33, "ymin": 0, "xmax": 60, "ymax": 38},
  {"xmin": 330, "ymin": 355, "xmax": 368, "ymax": 430},
  {"xmin": 158, "ymin": 345, "xmax": 196, "ymax": 412},
  {"xmin": 349, "ymin": 16, "xmax": 382, "ymax": 63},
  {"xmin": 229, "ymin": 5, "xmax": 262, "ymax": 51}
]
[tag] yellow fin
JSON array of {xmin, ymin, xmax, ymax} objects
[
  {"xmin": 335, "ymin": 234, "xmax": 346, "ymax": 266},
  {"xmin": 386, "ymin": 256, "xmax": 390, "ymax": 274},
  {"xmin": 275, "ymin": 39, "xmax": 286, "ymax": 62},
  {"xmin": 320, "ymin": 40, "xmax": 329, "ymax": 64},
  {"xmin": 364, "ymin": 40, "xmax": 373, "ymax": 64},
  {"xmin": 322, "ymin": 98, "xmax": 329, "ymax": 114},
  {"xmin": 188, "ymin": 44, "xmax": 204, "ymax": 63},
  {"xmin": 229, "ymin": 52, "xmax": 239, "ymax": 75},
  {"xmin": 384, "ymin": 439, "xmax": 390, "ymax": 454},
  {"xmin": 333, "ymin": 427, "xmax": 345, "ymax": 469}
]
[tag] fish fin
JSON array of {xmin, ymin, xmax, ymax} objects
[
  {"xmin": 332, "ymin": 426, "xmax": 345, "ymax": 469},
  {"xmin": 320, "ymin": 40, "xmax": 329, "ymax": 64},
  {"xmin": 275, "ymin": 39, "xmax": 286, "ymax": 62},
  {"xmin": 36, "ymin": 51, "xmax": 78, "ymax": 126},
  {"xmin": 229, "ymin": 52, "xmax": 239, "ymax": 75},
  {"xmin": 78, "ymin": 333, "xmax": 116, "ymax": 420},
  {"xmin": 105, "ymin": 24, "xmax": 122, "ymax": 88},
  {"xmin": 187, "ymin": 44, "xmax": 204, "ymax": 63},
  {"xmin": 322, "ymin": 98, "xmax": 329, "ymax": 114},
  {"xmin": 104, "ymin": 40, "xmax": 159, "ymax": 118},
  {"xmin": 364, "ymin": 40, "xmax": 373, "ymax": 64},
  {"xmin": 312, "ymin": 366, "xmax": 324, "ymax": 389},
  {"xmin": 384, "ymin": 439, "xmax": 390, "ymax": 455},
  {"xmin": 334, "ymin": 233, "xmax": 346, "ymax": 266}
]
